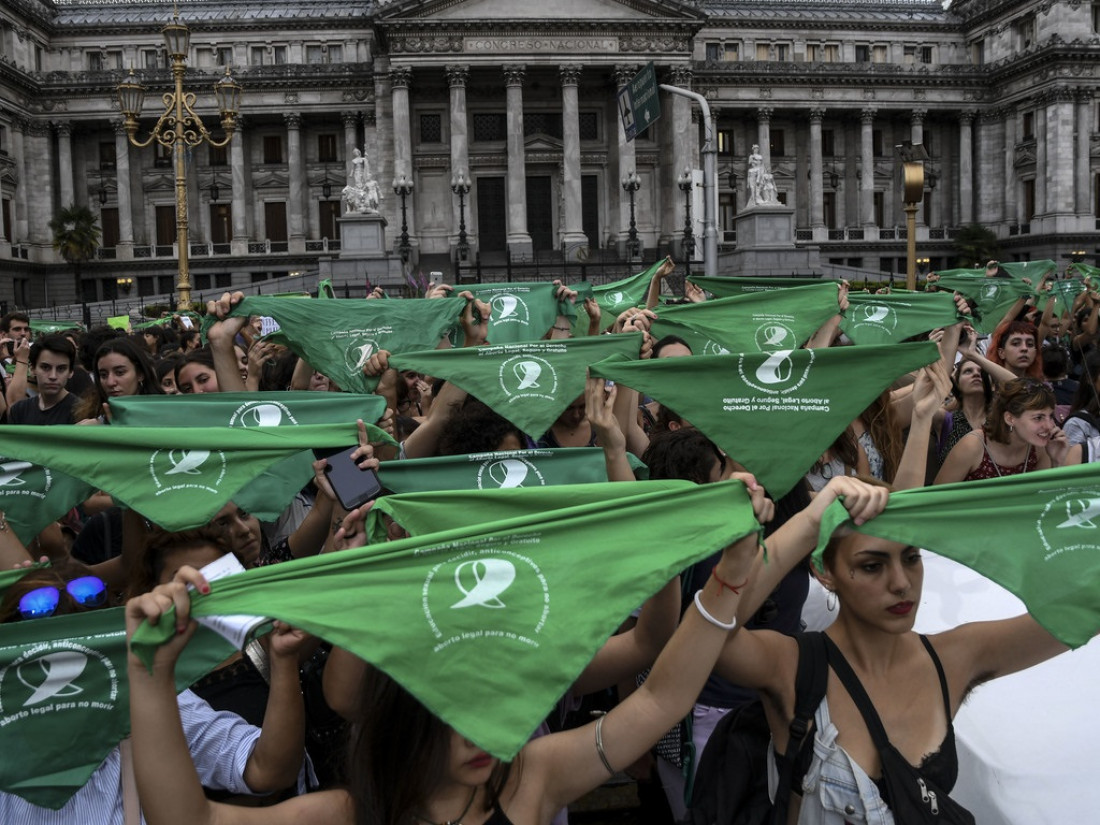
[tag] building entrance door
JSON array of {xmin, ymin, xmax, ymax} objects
[
  {"xmin": 476, "ymin": 176, "xmax": 506, "ymax": 252},
  {"xmin": 526, "ymin": 175, "xmax": 553, "ymax": 251}
]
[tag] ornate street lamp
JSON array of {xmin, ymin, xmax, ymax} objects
[
  {"xmin": 116, "ymin": 13, "xmax": 241, "ymax": 310},
  {"xmin": 894, "ymin": 141, "xmax": 929, "ymax": 291},
  {"xmin": 451, "ymin": 169, "xmax": 471, "ymax": 262},
  {"xmin": 116, "ymin": 276, "xmax": 133, "ymax": 295},
  {"xmin": 677, "ymin": 168, "xmax": 695, "ymax": 262},
  {"xmin": 621, "ymin": 169, "xmax": 640, "ymax": 261},
  {"xmin": 393, "ymin": 174, "xmax": 414, "ymax": 263},
  {"xmin": 321, "ymin": 171, "xmax": 332, "ymax": 201}
]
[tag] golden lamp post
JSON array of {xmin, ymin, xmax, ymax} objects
[
  {"xmin": 895, "ymin": 140, "xmax": 929, "ymax": 291},
  {"xmin": 116, "ymin": 14, "xmax": 242, "ymax": 311}
]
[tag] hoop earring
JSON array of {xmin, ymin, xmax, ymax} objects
[{"xmin": 826, "ymin": 590, "xmax": 837, "ymax": 612}]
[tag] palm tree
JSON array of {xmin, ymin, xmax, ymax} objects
[
  {"xmin": 953, "ymin": 223, "xmax": 1000, "ymax": 269},
  {"xmin": 49, "ymin": 204, "xmax": 101, "ymax": 302}
]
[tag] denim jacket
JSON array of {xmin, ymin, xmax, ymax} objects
[{"xmin": 768, "ymin": 696, "xmax": 895, "ymax": 825}]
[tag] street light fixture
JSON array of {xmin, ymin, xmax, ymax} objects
[
  {"xmin": 677, "ymin": 168, "xmax": 695, "ymax": 263},
  {"xmin": 116, "ymin": 276, "xmax": 133, "ymax": 296},
  {"xmin": 321, "ymin": 171, "xmax": 332, "ymax": 201},
  {"xmin": 621, "ymin": 169, "xmax": 641, "ymax": 261},
  {"xmin": 894, "ymin": 140, "xmax": 929, "ymax": 291},
  {"xmin": 451, "ymin": 169, "xmax": 471, "ymax": 262},
  {"xmin": 116, "ymin": 12, "xmax": 241, "ymax": 311},
  {"xmin": 393, "ymin": 173, "xmax": 414, "ymax": 263}
]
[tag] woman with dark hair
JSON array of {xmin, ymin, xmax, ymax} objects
[
  {"xmin": 175, "ymin": 349, "xmax": 221, "ymax": 394},
  {"xmin": 1063, "ymin": 350, "xmax": 1100, "ymax": 447},
  {"xmin": 936, "ymin": 358, "xmax": 995, "ymax": 465},
  {"xmin": 75, "ymin": 336, "xmax": 162, "ymax": 422},
  {"xmin": 934, "ymin": 378, "xmax": 1068, "ymax": 483},
  {"xmin": 156, "ymin": 355, "xmax": 182, "ymax": 394}
]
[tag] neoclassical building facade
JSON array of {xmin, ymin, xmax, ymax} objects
[{"xmin": 1, "ymin": 0, "xmax": 1099, "ymax": 309}]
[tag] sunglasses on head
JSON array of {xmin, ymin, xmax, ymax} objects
[{"xmin": 19, "ymin": 576, "xmax": 108, "ymax": 620}]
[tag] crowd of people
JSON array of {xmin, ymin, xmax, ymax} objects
[{"xmin": 0, "ymin": 255, "xmax": 1096, "ymax": 825}]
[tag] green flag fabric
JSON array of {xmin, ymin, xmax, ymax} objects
[
  {"xmin": 840, "ymin": 291, "xmax": 962, "ymax": 345},
  {"xmin": 812, "ymin": 463, "xmax": 1100, "ymax": 649},
  {"xmin": 28, "ymin": 320, "xmax": 83, "ymax": 335},
  {"xmin": 460, "ymin": 282, "xmax": 564, "ymax": 345},
  {"xmin": 318, "ymin": 278, "xmax": 336, "ymax": 299},
  {"xmin": 390, "ymin": 334, "xmax": 642, "ymax": 437},
  {"xmin": 687, "ymin": 275, "xmax": 831, "ymax": 299},
  {"xmin": 227, "ymin": 296, "xmax": 466, "ymax": 393},
  {"xmin": 583, "ymin": 258, "xmax": 668, "ymax": 316},
  {"xmin": 929, "ymin": 272, "xmax": 1034, "ymax": 334},
  {"xmin": 998, "ymin": 259, "xmax": 1056, "ymax": 281},
  {"xmin": 590, "ymin": 342, "xmax": 939, "ymax": 497},
  {"xmin": 648, "ymin": 283, "xmax": 839, "ymax": 356},
  {"xmin": 109, "ymin": 392, "xmax": 391, "ymax": 522},
  {"xmin": 0, "ymin": 457, "xmax": 93, "ymax": 545},
  {"xmin": 378, "ymin": 448, "xmax": 647, "ymax": 495},
  {"xmin": 132, "ymin": 479, "xmax": 760, "ymax": 759},
  {"xmin": 1047, "ymin": 278, "xmax": 1086, "ymax": 317},
  {"xmin": 0, "ymin": 424, "xmax": 360, "ymax": 530},
  {"xmin": 0, "ymin": 607, "xmax": 233, "ymax": 808}
]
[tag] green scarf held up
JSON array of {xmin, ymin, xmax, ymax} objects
[
  {"xmin": 226, "ymin": 295, "xmax": 466, "ymax": 393},
  {"xmin": 841, "ymin": 291, "xmax": 962, "ymax": 345},
  {"xmin": 687, "ymin": 275, "xmax": 833, "ymax": 299},
  {"xmin": 391, "ymin": 334, "xmax": 642, "ymax": 438},
  {"xmin": 0, "ymin": 607, "xmax": 234, "ymax": 809},
  {"xmin": 0, "ymin": 456, "xmax": 93, "ymax": 546},
  {"xmin": 131, "ymin": 479, "xmax": 761, "ymax": 760},
  {"xmin": 929, "ymin": 271, "xmax": 1035, "ymax": 334},
  {"xmin": 110, "ymin": 392, "xmax": 391, "ymax": 522},
  {"xmin": 590, "ymin": 341, "xmax": 939, "ymax": 497},
  {"xmin": 459, "ymin": 282, "xmax": 567, "ymax": 344},
  {"xmin": 812, "ymin": 463, "xmax": 1100, "ymax": 648},
  {"xmin": 0, "ymin": 424, "xmax": 361, "ymax": 530},
  {"xmin": 647, "ymin": 282, "xmax": 839, "ymax": 355}
]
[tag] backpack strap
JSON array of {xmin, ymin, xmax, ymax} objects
[
  {"xmin": 771, "ymin": 632, "xmax": 829, "ymax": 825},
  {"xmin": 821, "ymin": 635, "xmax": 891, "ymax": 750}
]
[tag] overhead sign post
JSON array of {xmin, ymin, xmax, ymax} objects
[{"xmin": 618, "ymin": 62, "xmax": 660, "ymax": 142}]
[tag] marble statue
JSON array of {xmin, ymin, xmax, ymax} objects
[
  {"xmin": 746, "ymin": 144, "xmax": 780, "ymax": 208},
  {"xmin": 342, "ymin": 148, "xmax": 381, "ymax": 214}
]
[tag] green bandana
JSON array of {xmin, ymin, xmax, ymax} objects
[
  {"xmin": 812, "ymin": 464, "xmax": 1100, "ymax": 648},
  {"xmin": 390, "ymin": 334, "xmax": 642, "ymax": 437},
  {"xmin": 109, "ymin": 393, "xmax": 390, "ymax": 522},
  {"xmin": 930, "ymin": 271, "xmax": 1034, "ymax": 334},
  {"xmin": 131, "ymin": 479, "xmax": 760, "ymax": 759},
  {"xmin": 590, "ymin": 342, "xmax": 939, "ymax": 497},
  {"xmin": 0, "ymin": 424, "xmax": 361, "ymax": 530},
  {"xmin": 648, "ymin": 283, "xmax": 839, "ymax": 356},
  {"xmin": 0, "ymin": 608, "xmax": 233, "ymax": 808},
  {"xmin": 582, "ymin": 258, "xmax": 669, "ymax": 316},
  {"xmin": 840, "ymin": 291, "xmax": 962, "ymax": 345},
  {"xmin": 687, "ymin": 275, "xmax": 832, "ymax": 299},
  {"xmin": 460, "ymin": 283, "xmax": 565, "ymax": 345},
  {"xmin": 28, "ymin": 320, "xmax": 83, "ymax": 335},
  {"xmin": 998, "ymin": 259, "xmax": 1056, "ymax": 281},
  {"xmin": 227, "ymin": 296, "xmax": 466, "ymax": 393},
  {"xmin": 0, "ymin": 457, "xmax": 93, "ymax": 545},
  {"xmin": 1047, "ymin": 278, "xmax": 1086, "ymax": 317}
]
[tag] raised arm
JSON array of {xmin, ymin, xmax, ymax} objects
[
  {"xmin": 205, "ymin": 292, "xmax": 249, "ymax": 393},
  {"xmin": 644, "ymin": 256, "xmax": 676, "ymax": 310},
  {"xmin": 585, "ymin": 376, "xmax": 635, "ymax": 482}
]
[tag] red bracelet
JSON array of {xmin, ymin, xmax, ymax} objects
[{"xmin": 712, "ymin": 565, "xmax": 749, "ymax": 595}]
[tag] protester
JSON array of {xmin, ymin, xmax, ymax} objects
[
  {"xmin": 74, "ymin": 337, "xmax": 162, "ymax": 423},
  {"xmin": 6, "ymin": 334, "xmax": 78, "ymax": 425}
]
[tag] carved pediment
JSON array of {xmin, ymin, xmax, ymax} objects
[
  {"xmin": 525, "ymin": 134, "xmax": 563, "ymax": 152},
  {"xmin": 375, "ymin": 0, "xmax": 706, "ymax": 24}
]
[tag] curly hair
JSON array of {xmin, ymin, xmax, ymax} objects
[{"xmin": 985, "ymin": 378, "xmax": 1057, "ymax": 444}]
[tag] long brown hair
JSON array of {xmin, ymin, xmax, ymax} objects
[
  {"xmin": 348, "ymin": 666, "xmax": 512, "ymax": 825},
  {"xmin": 860, "ymin": 391, "xmax": 903, "ymax": 483},
  {"xmin": 984, "ymin": 378, "xmax": 1056, "ymax": 444}
]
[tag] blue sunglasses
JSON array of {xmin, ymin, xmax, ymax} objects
[{"xmin": 19, "ymin": 576, "xmax": 108, "ymax": 620}]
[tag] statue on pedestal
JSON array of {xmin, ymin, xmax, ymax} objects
[
  {"xmin": 342, "ymin": 148, "xmax": 381, "ymax": 215},
  {"xmin": 746, "ymin": 144, "xmax": 780, "ymax": 208}
]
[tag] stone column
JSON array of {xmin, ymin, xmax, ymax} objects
[
  {"xmin": 756, "ymin": 107, "xmax": 773, "ymax": 168},
  {"xmin": 861, "ymin": 108, "xmax": 876, "ymax": 227},
  {"xmin": 504, "ymin": 64, "xmax": 532, "ymax": 257},
  {"xmin": 958, "ymin": 111, "xmax": 975, "ymax": 226},
  {"xmin": 56, "ymin": 122, "xmax": 74, "ymax": 207},
  {"xmin": 230, "ymin": 117, "xmax": 248, "ymax": 254},
  {"xmin": 1076, "ymin": 90, "xmax": 1092, "ymax": 216},
  {"xmin": 446, "ymin": 64, "xmax": 470, "ymax": 253},
  {"xmin": 391, "ymin": 66, "xmax": 416, "ymax": 250},
  {"xmin": 11, "ymin": 118, "xmax": 28, "ymax": 242},
  {"xmin": 342, "ymin": 111, "xmax": 359, "ymax": 183},
  {"xmin": 613, "ymin": 65, "xmax": 638, "ymax": 252},
  {"xmin": 560, "ymin": 64, "xmax": 587, "ymax": 257},
  {"xmin": 668, "ymin": 66, "xmax": 693, "ymax": 253},
  {"xmin": 911, "ymin": 109, "xmax": 926, "ymax": 147},
  {"xmin": 25, "ymin": 121, "xmax": 53, "ymax": 245},
  {"xmin": 1002, "ymin": 109, "xmax": 1016, "ymax": 226},
  {"xmin": 1046, "ymin": 89, "xmax": 1075, "ymax": 217},
  {"xmin": 1035, "ymin": 105, "xmax": 1048, "ymax": 218},
  {"xmin": 809, "ymin": 108, "xmax": 825, "ymax": 230},
  {"xmin": 285, "ymin": 112, "xmax": 305, "ymax": 251},
  {"xmin": 975, "ymin": 113, "xmax": 1003, "ymax": 226},
  {"xmin": 113, "ymin": 120, "xmax": 134, "ymax": 257}
]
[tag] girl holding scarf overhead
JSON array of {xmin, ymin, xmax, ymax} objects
[
  {"xmin": 712, "ymin": 482, "xmax": 1074, "ymax": 825},
  {"xmin": 124, "ymin": 477, "xmax": 886, "ymax": 825}
]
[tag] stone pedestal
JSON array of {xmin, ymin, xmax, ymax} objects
[
  {"xmin": 725, "ymin": 204, "xmax": 821, "ymax": 274},
  {"xmin": 338, "ymin": 213, "xmax": 388, "ymax": 259}
]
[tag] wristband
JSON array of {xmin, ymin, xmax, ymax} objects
[
  {"xmin": 711, "ymin": 565, "xmax": 749, "ymax": 595},
  {"xmin": 693, "ymin": 589, "xmax": 737, "ymax": 631}
]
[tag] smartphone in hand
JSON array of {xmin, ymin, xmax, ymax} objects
[{"xmin": 314, "ymin": 446, "xmax": 382, "ymax": 510}]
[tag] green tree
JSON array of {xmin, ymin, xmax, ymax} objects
[
  {"xmin": 49, "ymin": 204, "xmax": 101, "ymax": 302},
  {"xmin": 953, "ymin": 222, "xmax": 1000, "ymax": 269}
]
